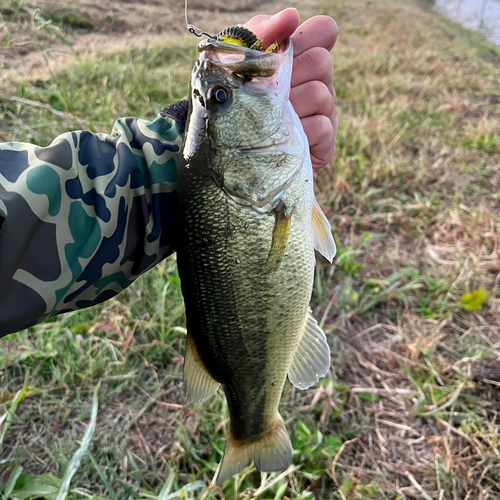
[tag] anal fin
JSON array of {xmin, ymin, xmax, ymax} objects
[
  {"xmin": 184, "ymin": 331, "xmax": 220, "ymax": 403},
  {"xmin": 312, "ymin": 198, "xmax": 336, "ymax": 263},
  {"xmin": 217, "ymin": 413, "xmax": 292, "ymax": 485},
  {"xmin": 288, "ymin": 310, "xmax": 331, "ymax": 390}
]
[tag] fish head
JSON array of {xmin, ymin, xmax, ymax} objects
[{"xmin": 183, "ymin": 36, "xmax": 310, "ymax": 209}]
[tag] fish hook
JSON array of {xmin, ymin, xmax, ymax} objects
[{"xmin": 185, "ymin": 0, "xmax": 215, "ymax": 39}]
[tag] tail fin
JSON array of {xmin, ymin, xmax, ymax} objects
[{"xmin": 216, "ymin": 414, "xmax": 292, "ymax": 485}]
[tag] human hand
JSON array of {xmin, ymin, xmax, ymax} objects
[{"xmin": 245, "ymin": 9, "xmax": 338, "ymax": 170}]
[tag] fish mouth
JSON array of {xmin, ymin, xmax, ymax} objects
[{"xmin": 197, "ymin": 37, "xmax": 291, "ymax": 80}]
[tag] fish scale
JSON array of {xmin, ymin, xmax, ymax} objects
[{"xmin": 177, "ymin": 164, "xmax": 314, "ymax": 431}]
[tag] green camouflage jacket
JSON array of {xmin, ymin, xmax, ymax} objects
[{"xmin": 0, "ymin": 100, "xmax": 188, "ymax": 337}]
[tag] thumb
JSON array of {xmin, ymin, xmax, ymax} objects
[{"xmin": 244, "ymin": 8, "xmax": 300, "ymax": 49}]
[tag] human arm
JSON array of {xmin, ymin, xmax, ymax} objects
[{"xmin": 0, "ymin": 103, "xmax": 186, "ymax": 337}]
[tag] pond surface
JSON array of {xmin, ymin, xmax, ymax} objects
[{"xmin": 435, "ymin": 0, "xmax": 500, "ymax": 45}]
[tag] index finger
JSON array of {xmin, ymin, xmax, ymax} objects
[
  {"xmin": 244, "ymin": 8, "xmax": 300, "ymax": 49},
  {"xmin": 291, "ymin": 16, "xmax": 338, "ymax": 56}
]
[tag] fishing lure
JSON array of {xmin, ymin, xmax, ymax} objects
[
  {"xmin": 215, "ymin": 25, "xmax": 277, "ymax": 53},
  {"xmin": 215, "ymin": 25, "xmax": 262, "ymax": 50},
  {"xmin": 184, "ymin": 0, "xmax": 276, "ymax": 52}
]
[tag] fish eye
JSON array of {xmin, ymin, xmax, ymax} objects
[{"xmin": 210, "ymin": 86, "xmax": 228, "ymax": 105}]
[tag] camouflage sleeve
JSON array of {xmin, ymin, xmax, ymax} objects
[{"xmin": 0, "ymin": 102, "xmax": 188, "ymax": 336}]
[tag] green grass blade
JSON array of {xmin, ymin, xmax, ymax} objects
[
  {"xmin": 0, "ymin": 371, "xmax": 29, "ymax": 450},
  {"xmin": 156, "ymin": 472, "xmax": 175, "ymax": 500},
  {"xmin": 163, "ymin": 481, "xmax": 206, "ymax": 500},
  {"xmin": 88, "ymin": 453, "xmax": 117, "ymax": 500},
  {"xmin": 56, "ymin": 386, "xmax": 99, "ymax": 500},
  {"xmin": 2, "ymin": 465, "xmax": 23, "ymax": 500}
]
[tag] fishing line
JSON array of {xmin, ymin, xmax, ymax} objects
[{"xmin": 184, "ymin": 0, "xmax": 214, "ymax": 38}]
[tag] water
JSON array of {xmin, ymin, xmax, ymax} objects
[{"xmin": 435, "ymin": 0, "xmax": 500, "ymax": 45}]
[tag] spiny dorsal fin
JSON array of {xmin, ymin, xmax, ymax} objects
[
  {"xmin": 312, "ymin": 199, "xmax": 336, "ymax": 263},
  {"xmin": 217, "ymin": 413, "xmax": 292, "ymax": 485},
  {"xmin": 184, "ymin": 331, "xmax": 220, "ymax": 403},
  {"xmin": 288, "ymin": 310, "xmax": 331, "ymax": 390}
]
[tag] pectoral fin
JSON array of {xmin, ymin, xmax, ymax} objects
[
  {"xmin": 267, "ymin": 204, "xmax": 291, "ymax": 269},
  {"xmin": 312, "ymin": 199, "xmax": 336, "ymax": 263},
  {"xmin": 184, "ymin": 331, "xmax": 220, "ymax": 403},
  {"xmin": 288, "ymin": 310, "xmax": 331, "ymax": 390}
]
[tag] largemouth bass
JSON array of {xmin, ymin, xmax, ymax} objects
[{"xmin": 176, "ymin": 29, "xmax": 336, "ymax": 484}]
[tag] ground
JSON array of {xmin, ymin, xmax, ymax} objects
[{"xmin": 0, "ymin": 0, "xmax": 499, "ymax": 498}]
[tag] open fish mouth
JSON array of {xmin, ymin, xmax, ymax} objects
[{"xmin": 197, "ymin": 37, "xmax": 291, "ymax": 81}]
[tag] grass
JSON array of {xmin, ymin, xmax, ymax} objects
[{"xmin": 1, "ymin": 0, "xmax": 500, "ymax": 498}]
